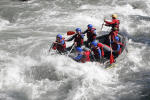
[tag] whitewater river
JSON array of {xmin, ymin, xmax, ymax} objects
[{"xmin": 0, "ymin": 0, "xmax": 150, "ymax": 100}]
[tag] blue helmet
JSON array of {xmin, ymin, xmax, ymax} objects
[
  {"xmin": 115, "ymin": 36, "xmax": 119, "ymax": 41},
  {"xmin": 87, "ymin": 24, "xmax": 93, "ymax": 29},
  {"xmin": 75, "ymin": 28, "xmax": 81, "ymax": 32},
  {"xmin": 57, "ymin": 34, "xmax": 62, "ymax": 39},
  {"xmin": 76, "ymin": 47, "xmax": 82, "ymax": 52},
  {"xmin": 91, "ymin": 41, "xmax": 97, "ymax": 47}
]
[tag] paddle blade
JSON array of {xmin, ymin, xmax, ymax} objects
[
  {"xmin": 110, "ymin": 53, "xmax": 115, "ymax": 64},
  {"xmin": 67, "ymin": 31, "xmax": 75, "ymax": 35}
]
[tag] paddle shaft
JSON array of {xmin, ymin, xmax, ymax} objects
[
  {"xmin": 100, "ymin": 22, "xmax": 104, "ymax": 31},
  {"xmin": 109, "ymin": 38, "xmax": 112, "ymax": 54},
  {"xmin": 91, "ymin": 51, "xmax": 96, "ymax": 61},
  {"xmin": 49, "ymin": 43, "xmax": 54, "ymax": 53},
  {"xmin": 109, "ymin": 37, "xmax": 114, "ymax": 64},
  {"xmin": 67, "ymin": 44, "xmax": 75, "ymax": 57},
  {"xmin": 99, "ymin": 22, "xmax": 104, "ymax": 35}
]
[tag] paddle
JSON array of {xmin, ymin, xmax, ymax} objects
[
  {"xmin": 100, "ymin": 22, "xmax": 104, "ymax": 31},
  {"xmin": 64, "ymin": 44, "xmax": 75, "ymax": 65},
  {"xmin": 109, "ymin": 38, "xmax": 115, "ymax": 64},
  {"xmin": 66, "ymin": 44, "xmax": 75, "ymax": 57},
  {"xmin": 48, "ymin": 43, "xmax": 54, "ymax": 53},
  {"xmin": 98, "ymin": 22, "xmax": 104, "ymax": 35},
  {"xmin": 67, "ymin": 31, "xmax": 75, "ymax": 35},
  {"xmin": 91, "ymin": 51, "xmax": 96, "ymax": 61}
]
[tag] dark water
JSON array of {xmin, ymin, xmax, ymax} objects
[{"xmin": 0, "ymin": 0, "xmax": 150, "ymax": 100}]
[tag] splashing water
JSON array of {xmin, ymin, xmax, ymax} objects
[{"xmin": 0, "ymin": 0, "xmax": 150, "ymax": 100}]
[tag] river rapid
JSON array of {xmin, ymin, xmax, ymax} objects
[{"xmin": 0, "ymin": 0, "xmax": 150, "ymax": 100}]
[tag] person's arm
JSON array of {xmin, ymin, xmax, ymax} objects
[
  {"xmin": 105, "ymin": 19, "xmax": 116, "ymax": 25},
  {"xmin": 118, "ymin": 42, "xmax": 124, "ymax": 47},
  {"xmin": 82, "ymin": 29, "xmax": 88, "ymax": 34},
  {"xmin": 66, "ymin": 34, "xmax": 76, "ymax": 42},
  {"xmin": 81, "ymin": 34, "xmax": 84, "ymax": 38},
  {"xmin": 74, "ymin": 54, "xmax": 83, "ymax": 61},
  {"xmin": 98, "ymin": 48, "xmax": 101, "ymax": 57},
  {"xmin": 98, "ymin": 48, "xmax": 102, "ymax": 62},
  {"xmin": 117, "ymin": 44, "xmax": 120, "ymax": 52}
]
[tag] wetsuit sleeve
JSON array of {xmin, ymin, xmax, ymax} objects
[
  {"xmin": 118, "ymin": 42, "xmax": 124, "ymax": 46},
  {"xmin": 82, "ymin": 29, "xmax": 88, "ymax": 34},
  {"xmin": 74, "ymin": 54, "xmax": 83, "ymax": 61},
  {"xmin": 98, "ymin": 49, "xmax": 101, "ymax": 57},
  {"xmin": 117, "ymin": 44, "xmax": 120, "ymax": 51},
  {"xmin": 66, "ymin": 34, "xmax": 77, "ymax": 41},
  {"xmin": 61, "ymin": 40, "xmax": 65, "ymax": 44},
  {"xmin": 105, "ymin": 19, "xmax": 116, "ymax": 25},
  {"xmin": 81, "ymin": 34, "xmax": 84, "ymax": 38}
]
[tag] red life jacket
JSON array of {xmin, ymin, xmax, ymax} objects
[
  {"xmin": 112, "ymin": 43, "xmax": 118, "ymax": 51},
  {"xmin": 52, "ymin": 38, "xmax": 66, "ymax": 51},
  {"xmin": 112, "ymin": 42, "xmax": 124, "ymax": 55},
  {"xmin": 97, "ymin": 43, "xmax": 104, "ymax": 57},
  {"xmin": 110, "ymin": 30, "xmax": 119, "ymax": 41},
  {"xmin": 92, "ymin": 47, "xmax": 100, "ymax": 58},
  {"xmin": 112, "ymin": 19, "xmax": 120, "ymax": 30},
  {"xmin": 81, "ymin": 51, "xmax": 90, "ymax": 63},
  {"xmin": 113, "ymin": 30, "xmax": 118, "ymax": 36},
  {"xmin": 74, "ymin": 34, "xmax": 83, "ymax": 45},
  {"xmin": 87, "ymin": 28, "xmax": 96, "ymax": 39}
]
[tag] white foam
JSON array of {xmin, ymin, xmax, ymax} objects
[
  {"xmin": 0, "ymin": 18, "xmax": 9, "ymax": 31},
  {"xmin": 0, "ymin": 0, "xmax": 150, "ymax": 99}
]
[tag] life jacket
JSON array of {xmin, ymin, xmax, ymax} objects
[
  {"xmin": 97, "ymin": 43, "xmax": 104, "ymax": 57},
  {"xmin": 74, "ymin": 34, "xmax": 84, "ymax": 46},
  {"xmin": 52, "ymin": 38, "xmax": 66, "ymax": 51},
  {"xmin": 113, "ymin": 30, "xmax": 118, "ymax": 36},
  {"xmin": 87, "ymin": 28, "xmax": 96, "ymax": 41},
  {"xmin": 112, "ymin": 43, "xmax": 118, "ymax": 51},
  {"xmin": 110, "ymin": 30, "xmax": 119, "ymax": 41},
  {"xmin": 81, "ymin": 51, "xmax": 90, "ymax": 63},
  {"xmin": 112, "ymin": 42, "xmax": 124, "ymax": 55},
  {"xmin": 112, "ymin": 19, "xmax": 120, "ymax": 31},
  {"xmin": 92, "ymin": 47, "xmax": 101, "ymax": 58}
]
